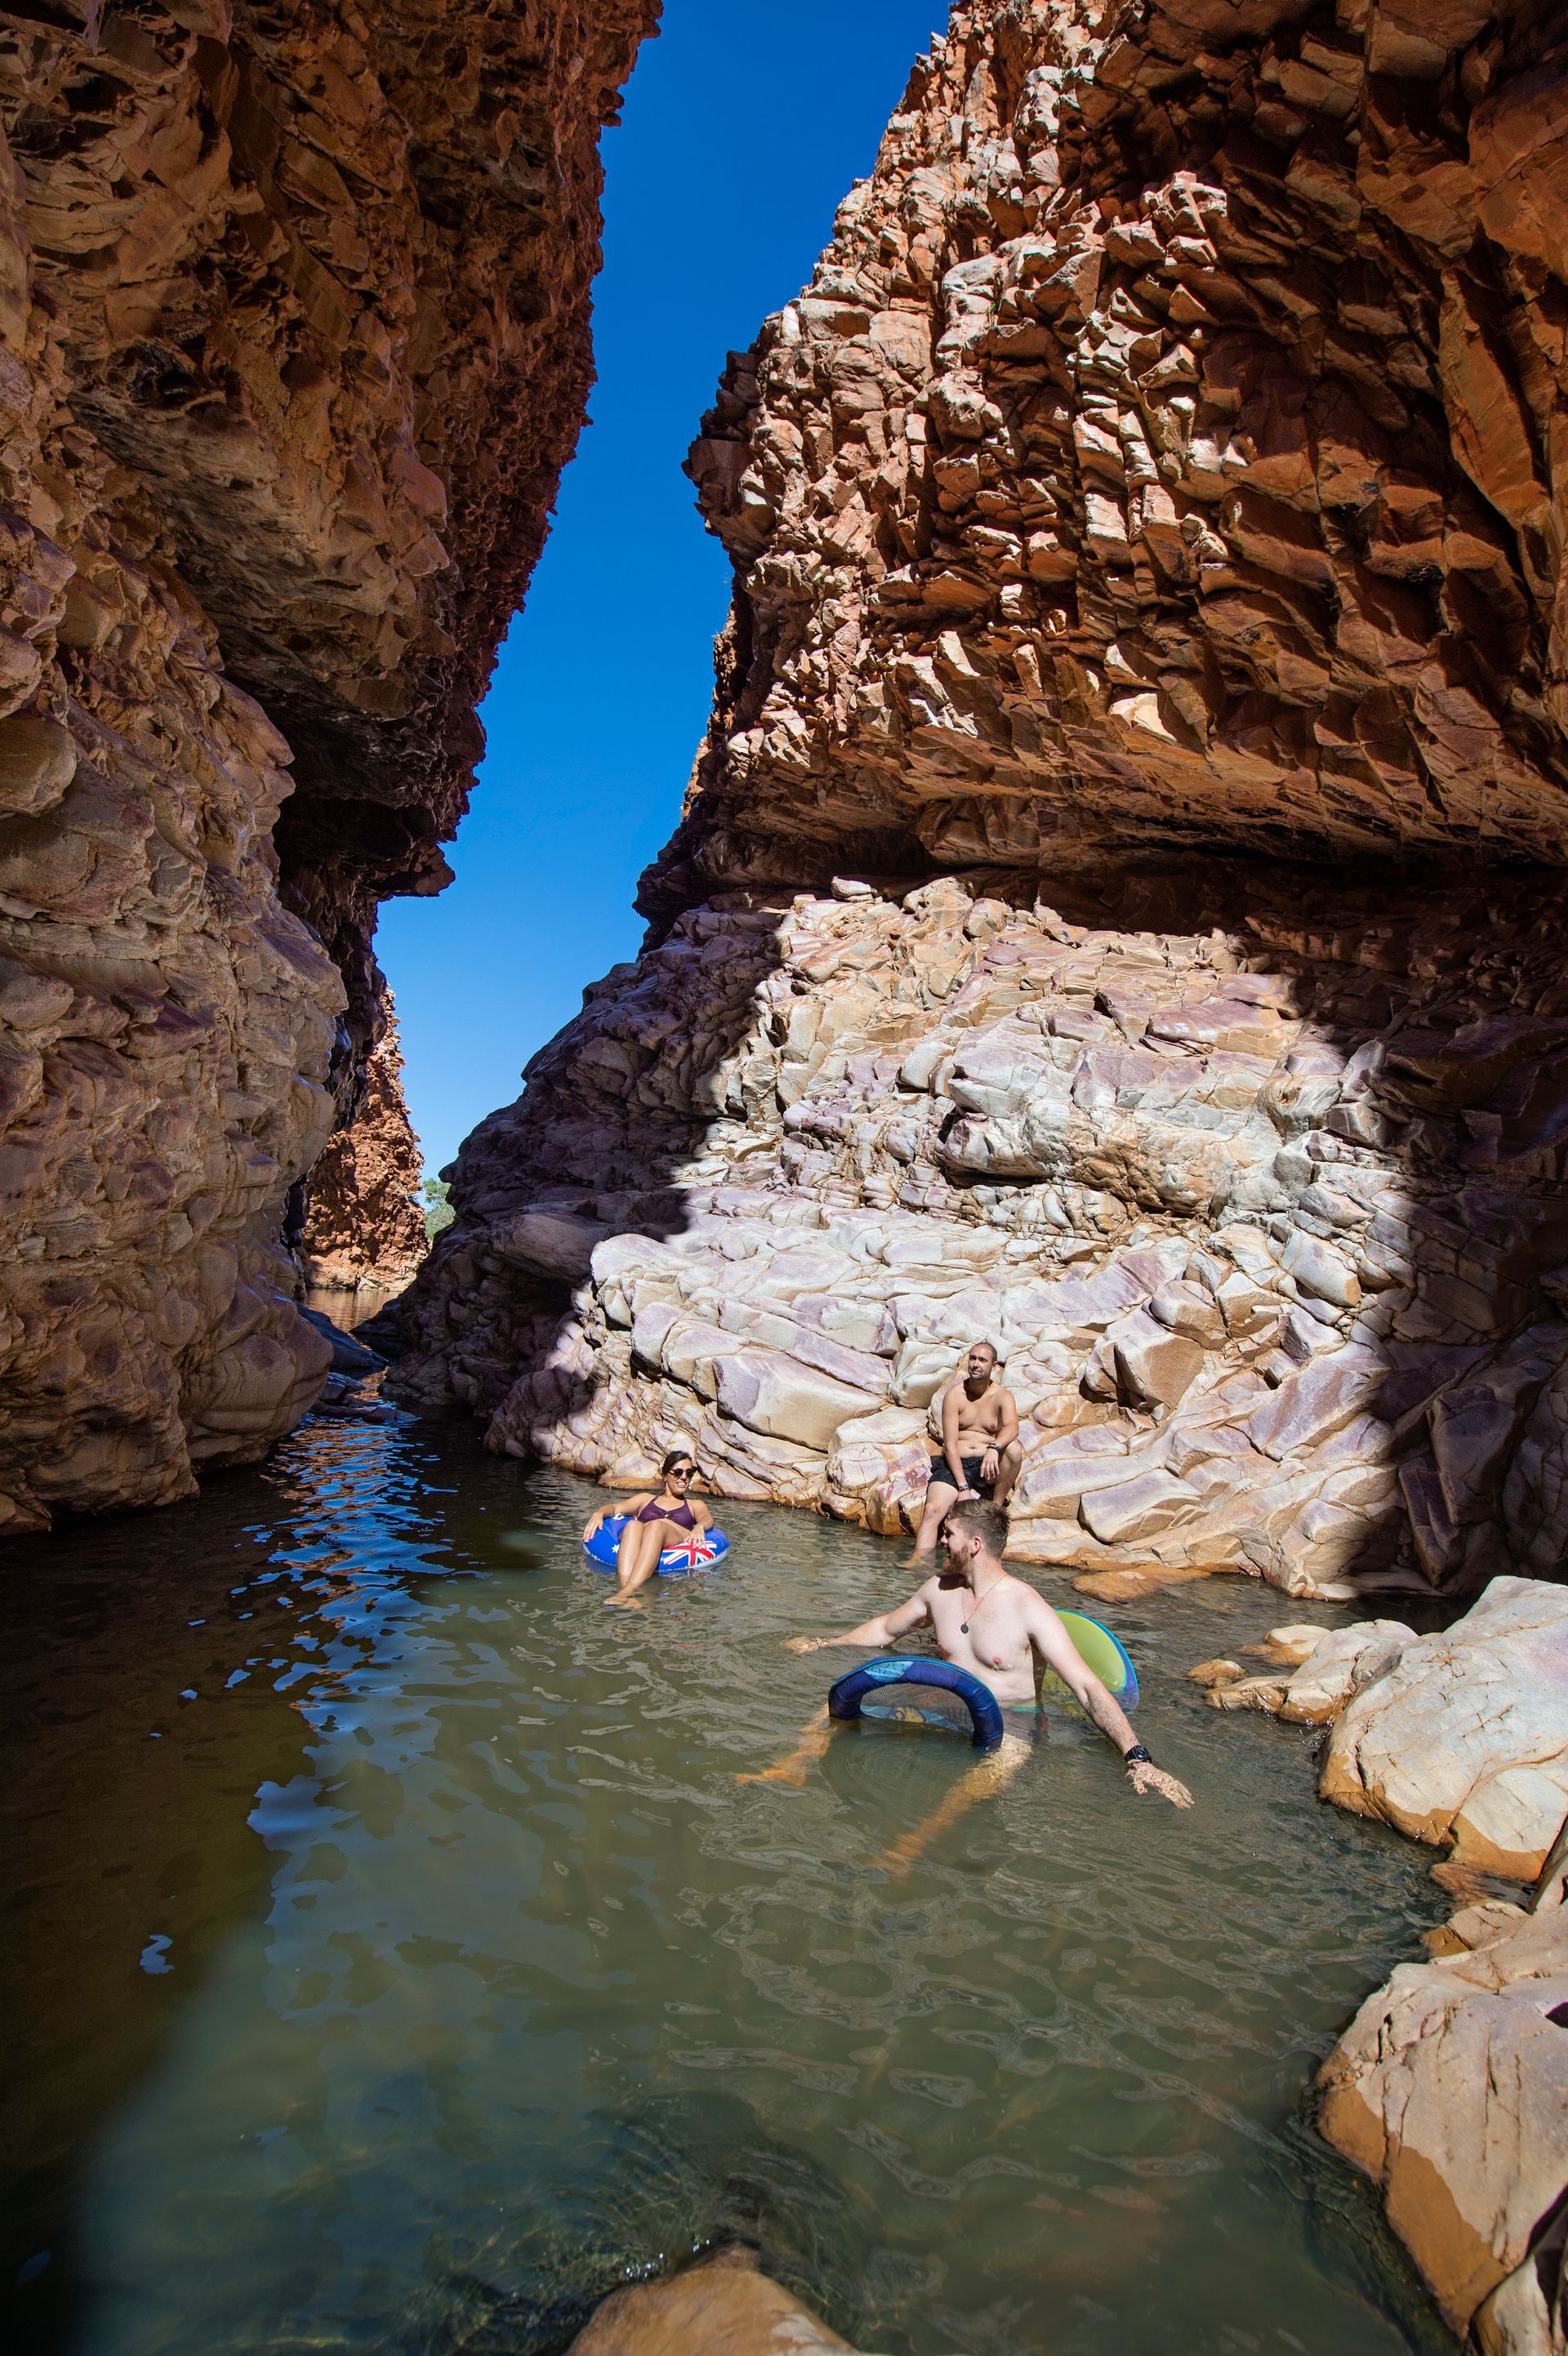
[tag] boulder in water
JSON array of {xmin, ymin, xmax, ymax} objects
[
  {"xmin": 1317, "ymin": 1886, "xmax": 1568, "ymax": 2352},
  {"xmin": 564, "ymin": 2243, "xmax": 856, "ymax": 2354}
]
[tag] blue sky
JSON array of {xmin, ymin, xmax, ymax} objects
[{"xmin": 376, "ymin": 0, "xmax": 944, "ymax": 1180}]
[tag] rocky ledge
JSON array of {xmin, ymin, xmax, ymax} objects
[
  {"xmin": 1318, "ymin": 1866, "xmax": 1566, "ymax": 2356},
  {"xmin": 397, "ymin": 862, "xmax": 1568, "ymax": 1601},
  {"xmin": 401, "ymin": 0, "xmax": 1568, "ymax": 1606},
  {"xmin": 1202, "ymin": 1574, "xmax": 1568, "ymax": 1878},
  {"xmin": 1202, "ymin": 1578, "xmax": 1568, "ymax": 2353},
  {"xmin": 0, "ymin": 0, "xmax": 654, "ymax": 1525}
]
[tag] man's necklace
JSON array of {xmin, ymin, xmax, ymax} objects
[{"xmin": 960, "ymin": 1577, "xmax": 1004, "ymax": 1636}]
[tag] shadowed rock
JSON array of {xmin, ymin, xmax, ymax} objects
[{"xmin": 0, "ymin": 0, "xmax": 657, "ymax": 1525}]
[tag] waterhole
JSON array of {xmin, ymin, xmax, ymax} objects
[{"xmin": 2, "ymin": 1418, "xmax": 1451, "ymax": 2355}]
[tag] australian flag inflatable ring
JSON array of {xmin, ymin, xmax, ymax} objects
[{"xmin": 584, "ymin": 1516, "xmax": 730, "ymax": 1577}]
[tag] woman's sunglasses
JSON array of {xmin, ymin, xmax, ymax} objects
[{"xmin": 670, "ymin": 1466, "xmax": 694, "ymax": 1480}]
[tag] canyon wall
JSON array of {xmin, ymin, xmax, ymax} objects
[
  {"xmin": 0, "ymin": 0, "xmax": 655, "ymax": 1527},
  {"xmin": 299, "ymin": 994, "xmax": 424, "ymax": 1308},
  {"xmin": 399, "ymin": 0, "xmax": 1568, "ymax": 1608}
]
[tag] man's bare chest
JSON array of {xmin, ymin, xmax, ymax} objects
[
  {"xmin": 931, "ymin": 1591, "xmax": 1032, "ymax": 1672},
  {"xmin": 952, "ymin": 1388, "xmax": 1004, "ymax": 1435}
]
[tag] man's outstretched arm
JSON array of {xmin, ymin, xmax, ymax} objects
[
  {"xmin": 786, "ymin": 1586, "xmax": 933, "ymax": 1656},
  {"xmin": 750, "ymin": 1588, "xmax": 932, "ymax": 1788},
  {"xmin": 1026, "ymin": 1595, "xmax": 1194, "ymax": 1808}
]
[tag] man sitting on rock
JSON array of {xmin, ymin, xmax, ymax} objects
[{"xmin": 906, "ymin": 1339, "xmax": 1022, "ymax": 1563}]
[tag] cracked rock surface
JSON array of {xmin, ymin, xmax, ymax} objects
[
  {"xmin": 664, "ymin": 0, "xmax": 1568, "ymax": 908},
  {"xmin": 0, "ymin": 0, "xmax": 654, "ymax": 1525}
]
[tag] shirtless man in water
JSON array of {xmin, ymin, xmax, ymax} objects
[
  {"xmin": 906, "ymin": 1341, "xmax": 1022, "ymax": 1565},
  {"xmin": 746, "ymin": 1499, "xmax": 1192, "ymax": 1872}
]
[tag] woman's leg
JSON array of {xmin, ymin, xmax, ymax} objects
[
  {"xmin": 613, "ymin": 1516, "xmax": 644, "ymax": 1582},
  {"xmin": 609, "ymin": 1517, "xmax": 671, "ymax": 1605}
]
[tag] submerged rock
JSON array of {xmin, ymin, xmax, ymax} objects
[{"xmin": 564, "ymin": 2244, "xmax": 857, "ymax": 2356}]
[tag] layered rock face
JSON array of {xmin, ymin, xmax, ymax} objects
[
  {"xmin": 300, "ymin": 997, "xmax": 424, "ymax": 1306},
  {"xmin": 402, "ymin": 0, "xmax": 1568, "ymax": 1603},
  {"xmin": 400, "ymin": 862, "xmax": 1568, "ymax": 1599},
  {"xmin": 667, "ymin": 0, "xmax": 1568, "ymax": 906},
  {"xmin": 1318, "ymin": 1872, "xmax": 1567, "ymax": 2355},
  {"xmin": 0, "ymin": 0, "xmax": 654, "ymax": 1525}
]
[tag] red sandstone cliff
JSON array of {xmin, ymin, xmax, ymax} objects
[
  {"xmin": 400, "ymin": 0, "xmax": 1568, "ymax": 1601},
  {"xmin": 0, "ymin": 0, "xmax": 656, "ymax": 1526},
  {"xmin": 300, "ymin": 994, "xmax": 424, "ymax": 1306}
]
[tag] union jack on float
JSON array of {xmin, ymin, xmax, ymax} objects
[{"xmin": 661, "ymin": 1530, "xmax": 724, "ymax": 1571}]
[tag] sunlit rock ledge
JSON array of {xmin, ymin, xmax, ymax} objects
[{"xmin": 395, "ymin": 862, "xmax": 1568, "ymax": 1604}]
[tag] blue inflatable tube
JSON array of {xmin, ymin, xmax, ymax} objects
[
  {"xmin": 584, "ymin": 1516, "xmax": 729, "ymax": 1577},
  {"xmin": 828, "ymin": 1656, "xmax": 1006, "ymax": 1750}
]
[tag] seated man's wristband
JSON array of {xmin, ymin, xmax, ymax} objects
[{"xmin": 1122, "ymin": 1744, "xmax": 1153, "ymax": 1770}]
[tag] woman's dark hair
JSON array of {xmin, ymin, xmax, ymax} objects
[{"xmin": 662, "ymin": 1448, "xmax": 697, "ymax": 1477}]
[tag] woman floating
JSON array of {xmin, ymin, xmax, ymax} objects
[{"xmin": 581, "ymin": 1450, "xmax": 716, "ymax": 1607}]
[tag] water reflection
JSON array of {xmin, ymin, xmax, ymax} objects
[{"xmin": 2, "ymin": 1420, "xmax": 1451, "ymax": 2355}]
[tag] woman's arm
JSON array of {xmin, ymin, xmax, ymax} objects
[
  {"xmin": 583, "ymin": 1494, "xmax": 648, "ymax": 1541},
  {"xmin": 786, "ymin": 1585, "xmax": 933, "ymax": 1655}
]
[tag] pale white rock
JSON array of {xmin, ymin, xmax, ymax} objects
[
  {"xmin": 712, "ymin": 1348, "xmax": 880, "ymax": 1454},
  {"xmin": 1317, "ymin": 1897, "xmax": 1568, "ymax": 2348},
  {"xmin": 1207, "ymin": 1621, "xmax": 1415, "ymax": 1726},
  {"xmin": 1321, "ymin": 1578, "xmax": 1568, "ymax": 1877}
]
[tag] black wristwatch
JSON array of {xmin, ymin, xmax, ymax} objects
[{"xmin": 1122, "ymin": 1744, "xmax": 1153, "ymax": 1770}]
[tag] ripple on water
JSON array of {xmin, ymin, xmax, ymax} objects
[{"xmin": 0, "ymin": 1423, "xmax": 1454, "ymax": 2356}]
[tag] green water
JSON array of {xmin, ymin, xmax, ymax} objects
[{"xmin": 2, "ymin": 1418, "xmax": 1452, "ymax": 2356}]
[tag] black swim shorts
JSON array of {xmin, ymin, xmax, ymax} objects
[{"xmin": 929, "ymin": 1453, "xmax": 991, "ymax": 1495}]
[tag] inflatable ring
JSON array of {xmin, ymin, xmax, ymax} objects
[
  {"xmin": 584, "ymin": 1516, "xmax": 730, "ymax": 1577},
  {"xmin": 828, "ymin": 1657, "xmax": 1005, "ymax": 1750},
  {"xmin": 1049, "ymin": 1609, "xmax": 1138, "ymax": 1710}
]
